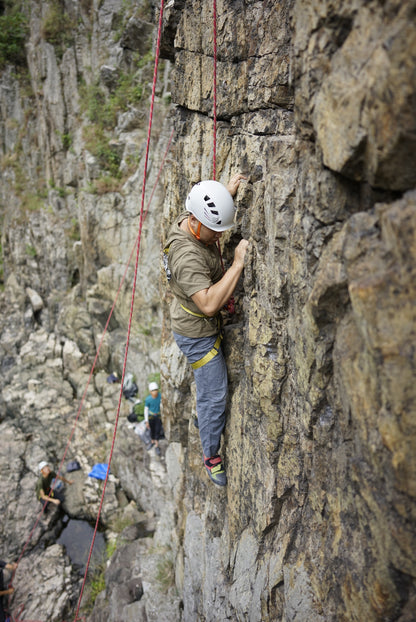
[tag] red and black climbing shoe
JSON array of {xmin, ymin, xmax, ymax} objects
[{"xmin": 204, "ymin": 455, "xmax": 227, "ymax": 486}]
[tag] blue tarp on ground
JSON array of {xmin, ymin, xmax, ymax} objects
[{"xmin": 88, "ymin": 463, "xmax": 109, "ymax": 480}]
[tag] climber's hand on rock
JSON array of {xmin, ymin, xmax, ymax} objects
[
  {"xmin": 233, "ymin": 239, "xmax": 249, "ymax": 268},
  {"xmin": 227, "ymin": 174, "xmax": 247, "ymax": 197}
]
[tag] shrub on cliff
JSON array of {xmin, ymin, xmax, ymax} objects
[
  {"xmin": 41, "ymin": 0, "xmax": 76, "ymax": 58},
  {"xmin": 0, "ymin": 10, "xmax": 28, "ymax": 68}
]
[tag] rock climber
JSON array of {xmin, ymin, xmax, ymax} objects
[
  {"xmin": 144, "ymin": 381, "xmax": 162, "ymax": 456},
  {"xmin": 36, "ymin": 461, "xmax": 73, "ymax": 512},
  {"xmin": 0, "ymin": 559, "xmax": 17, "ymax": 622},
  {"xmin": 164, "ymin": 174, "xmax": 249, "ymax": 485}
]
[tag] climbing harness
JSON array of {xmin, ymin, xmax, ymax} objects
[{"xmin": 178, "ymin": 303, "xmax": 223, "ymax": 369}]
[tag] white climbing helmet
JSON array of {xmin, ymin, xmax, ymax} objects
[
  {"xmin": 186, "ymin": 180, "xmax": 236, "ymax": 231},
  {"xmin": 149, "ymin": 382, "xmax": 159, "ymax": 392},
  {"xmin": 38, "ymin": 461, "xmax": 49, "ymax": 473}
]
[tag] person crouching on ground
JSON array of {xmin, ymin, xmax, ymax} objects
[
  {"xmin": 144, "ymin": 382, "xmax": 162, "ymax": 456},
  {"xmin": 36, "ymin": 461, "xmax": 73, "ymax": 512},
  {"xmin": 164, "ymin": 174, "xmax": 249, "ymax": 486}
]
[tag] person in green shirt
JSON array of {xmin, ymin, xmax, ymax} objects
[{"xmin": 164, "ymin": 174, "xmax": 249, "ymax": 486}]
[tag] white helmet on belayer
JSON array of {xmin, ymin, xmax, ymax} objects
[{"xmin": 186, "ymin": 180, "xmax": 236, "ymax": 231}]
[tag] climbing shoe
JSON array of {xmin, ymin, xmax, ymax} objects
[{"xmin": 204, "ymin": 455, "xmax": 227, "ymax": 486}]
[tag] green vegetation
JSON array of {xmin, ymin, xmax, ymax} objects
[
  {"xmin": 83, "ymin": 123, "xmax": 121, "ymax": 180},
  {"xmin": 138, "ymin": 323, "xmax": 152, "ymax": 336},
  {"xmin": 1, "ymin": 140, "xmax": 49, "ymax": 217},
  {"xmin": 21, "ymin": 192, "xmax": 47, "ymax": 212},
  {"xmin": 25, "ymin": 244, "xmax": 37, "ymax": 258},
  {"xmin": 81, "ymin": 82, "xmax": 116, "ymax": 129},
  {"xmin": 58, "ymin": 131, "xmax": 73, "ymax": 151},
  {"xmin": 106, "ymin": 539, "xmax": 117, "ymax": 558},
  {"xmin": 79, "ymin": 51, "xmax": 154, "ymax": 190},
  {"xmin": 41, "ymin": 0, "xmax": 76, "ymax": 58},
  {"xmin": 132, "ymin": 399, "xmax": 145, "ymax": 420},
  {"xmin": 69, "ymin": 217, "xmax": 80, "ymax": 241},
  {"xmin": 81, "ymin": 59, "xmax": 151, "ymax": 129},
  {"xmin": 88, "ymin": 568, "xmax": 106, "ymax": 604},
  {"xmin": 109, "ymin": 514, "xmax": 136, "ymax": 535},
  {"xmin": 49, "ymin": 181, "xmax": 69, "ymax": 198},
  {"xmin": 0, "ymin": 8, "xmax": 29, "ymax": 68},
  {"xmin": 80, "ymin": 536, "xmax": 120, "ymax": 615},
  {"xmin": 155, "ymin": 548, "xmax": 175, "ymax": 594}
]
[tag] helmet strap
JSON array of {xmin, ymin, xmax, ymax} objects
[{"xmin": 188, "ymin": 216, "xmax": 202, "ymax": 241}]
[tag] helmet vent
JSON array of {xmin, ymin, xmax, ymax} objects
[{"xmin": 204, "ymin": 195, "xmax": 217, "ymax": 208}]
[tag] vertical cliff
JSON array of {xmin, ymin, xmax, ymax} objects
[
  {"xmin": 160, "ymin": 1, "xmax": 416, "ymax": 621},
  {"xmin": 0, "ymin": 0, "xmax": 415, "ymax": 620}
]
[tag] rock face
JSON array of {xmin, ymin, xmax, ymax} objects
[
  {"xmin": 0, "ymin": 0, "xmax": 415, "ymax": 621},
  {"xmin": 159, "ymin": 1, "xmax": 416, "ymax": 621}
]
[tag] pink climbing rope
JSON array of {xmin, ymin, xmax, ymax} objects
[
  {"xmin": 10, "ymin": 50, "xmax": 172, "ymax": 622},
  {"xmin": 213, "ymin": 0, "xmax": 217, "ymax": 181},
  {"xmin": 11, "ymin": 123, "xmax": 174, "ymax": 583},
  {"xmin": 72, "ymin": 1, "xmax": 166, "ymax": 618},
  {"xmin": 212, "ymin": 0, "xmax": 235, "ymax": 314}
]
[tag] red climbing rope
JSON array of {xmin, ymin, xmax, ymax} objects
[
  {"xmin": 73, "ymin": 1, "xmax": 166, "ymax": 618},
  {"xmin": 11, "ymin": 122, "xmax": 174, "ymax": 580},
  {"xmin": 212, "ymin": 0, "xmax": 217, "ymax": 181},
  {"xmin": 9, "ymin": 98, "xmax": 173, "ymax": 622},
  {"xmin": 212, "ymin": 0, "xmax": 235, "ymax": 314}
]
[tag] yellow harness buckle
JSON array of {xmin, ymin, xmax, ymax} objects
[{"xmin": 191, "ymin": 333, "xmax": 222, "ymax": 370}]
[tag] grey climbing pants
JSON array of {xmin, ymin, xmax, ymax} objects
[{"xmin": 173, "ymin": 331, "xmax": 227, "ymax": 458}]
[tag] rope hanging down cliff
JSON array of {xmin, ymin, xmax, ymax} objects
[
  {"xmin": 212, "ymin": 0, "xmax": 235, "ymax": 314},
  {"xmin": 9, "ymin": 0, "xmax": 230, "ymax": 617},
  {"xmin": 72, "ymin": 1, "xmax": 167, "ymax": 617},
  {"xmin": 8, "ymin": 4, "xmax": 170, "ymax": 617},
  {"xmin": 9, "ymin": 134, "xmax": 173, "ymax": 622}
]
